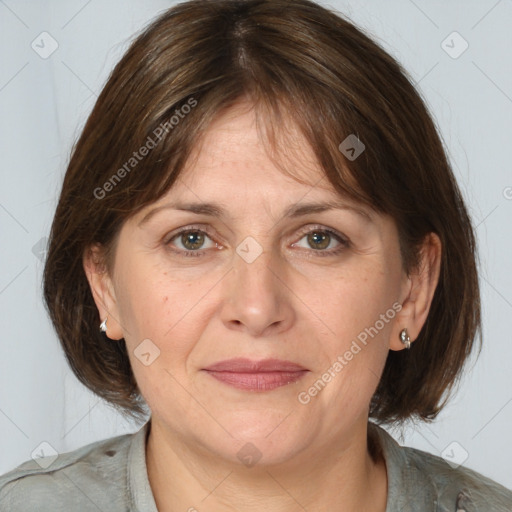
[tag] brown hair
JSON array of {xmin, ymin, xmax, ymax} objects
[{"xmin": 43, "ymin": 0, "xmax": 480, "ymax": 423}]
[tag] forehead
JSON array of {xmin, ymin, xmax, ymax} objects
[
  {"xmin": 180, "ymin": 99, "xmax": 324, "ymax": 188},
  {"xmin": 133, "ymin": 99, "xmax": 380, "ymax": 227},
  {"xmin": 134, "ymin": 106, "xmax": 378, "ymax": 228}
]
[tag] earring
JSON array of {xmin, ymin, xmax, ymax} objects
[
  {"xmin": 99, "ymin": 317, "xmax": 108, "ymax": 333},
  {"xmin": 399, "ymin": 328, "xmax": 411, "ymax": 349}
]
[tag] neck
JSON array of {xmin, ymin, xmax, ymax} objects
[{"xmin": 146, "ymin": 418, "xmax": 388, "ymax": 512}]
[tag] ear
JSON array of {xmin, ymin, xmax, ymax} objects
[
  {"xmin": 389, "ymin": 232, "xmax": 442, "ymax": 351},
  {"xmin": 83, "ymin": 244, "xmax": 124, "ymax": 340}
]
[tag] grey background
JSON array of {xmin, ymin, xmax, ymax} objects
[{"xmin": 1, "ymin": 0, "xmax": 511, "ymax": 489}]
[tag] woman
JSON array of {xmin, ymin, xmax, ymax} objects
[{"xmin": 1, "ymin": 0, "xmax": 511, "ymax": 510}]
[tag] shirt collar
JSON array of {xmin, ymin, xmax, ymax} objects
[
  {"xmin": 370, "ymin": 423, "xmax": 438, "ymax": 512},
  {"xmin": 127, "ymin": 420, "xmax": 158, "ymax": 512}
]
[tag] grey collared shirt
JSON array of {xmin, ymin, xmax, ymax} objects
[{"xmin": 1, "ymin": 421, "xmax": 511, "ymax": 511}]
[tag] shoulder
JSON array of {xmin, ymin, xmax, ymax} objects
[
  {"xmin": 373, "ymin": 423, "xmax": 512, "ymax": 512},
  {"xmin": 0, "ymin": 430, "xmax": 137, "ymax": 511},
  {"xmin": 403, "ymin": 445, "xmax": 512, "ymax": 511}
]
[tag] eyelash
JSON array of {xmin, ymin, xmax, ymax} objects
[{"xmin": 164, "ymin": 224, "xmax": 350, "ymax": 258}]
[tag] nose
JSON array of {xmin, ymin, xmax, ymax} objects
[{"xmin": 219, "ymin": 244, "xmax": 295, "ymax": 337}]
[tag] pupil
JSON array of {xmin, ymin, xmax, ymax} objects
[
  {"xmin": 182, "ymin": 231, "xmax": 204, "ymax": 250},
  {"xmin": 308, "ymin": 231, "xmax": 329, "ymax": 250}
]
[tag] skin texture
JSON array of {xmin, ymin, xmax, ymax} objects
[{"xmin": 84, "ymin": 101, "xmax": 441, "ymax": 512}]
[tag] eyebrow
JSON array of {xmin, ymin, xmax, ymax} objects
[{"xmin": 138, "ymin": 199, "xmax": 374, "ymax": 226}]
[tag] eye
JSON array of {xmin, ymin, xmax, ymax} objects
[
  {"xmin": 164, "ymin": 225, "xmax": 348, "ymax": 258},
  {"xmin": 292, "ymin": 227, "xmax": 348, "ymax": 255},
  {"xmin": 166, "ymin": 228, "xmax": 219, "ymax": 256}
]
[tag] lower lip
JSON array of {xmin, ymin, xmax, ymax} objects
[{"xmin": 203, "ymin": 370, "xmax": 308, "ymax": 391}]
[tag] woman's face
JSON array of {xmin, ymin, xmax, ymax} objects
[{"xmin": 93, "ymin": 102, "xmax": 418, "ymax": 465}]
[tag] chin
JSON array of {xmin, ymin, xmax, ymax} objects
[{"xmin": 209, "ymin": 415, "xmax": 316, "ymax": 466}]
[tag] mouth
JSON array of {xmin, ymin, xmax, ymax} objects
[{"xmin": 201, "ymin": 358, "xmax": 309, "ymax": 391}]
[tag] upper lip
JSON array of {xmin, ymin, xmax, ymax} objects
[{"xmin": 203, "ymin": 358, "xmax": 308, "ymax": 373}]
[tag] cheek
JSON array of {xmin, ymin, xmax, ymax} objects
[
  {"xmin": 114, "ymin": 257, "xmax": 215, "ymax": 361},
  {"xmin": 113, "ymin": 253, "xmax": 170, "ymax": 330},
  {"xmin": 319, "ymin": 261, "xmax": 399, "ymax": 336},
  {"xmin": 305, "ymin": 259, "xmax": 400, "ymax": 398}
]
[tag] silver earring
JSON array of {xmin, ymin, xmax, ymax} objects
[
  {"xmin": 399, "ymin": 328, "xmax": 411, "ymax": 349},
  {"xmin": 99, "ymin": 317, "xmax": 108, "ymax": 333}
]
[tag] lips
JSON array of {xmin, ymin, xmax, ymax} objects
[
  {"xmin": 202, "ymin": 358, "xmax": 309, "ymax": 391},
  {"xmin": 203, "ymin": 358, "xmax": 307, "ymax": 373}
]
